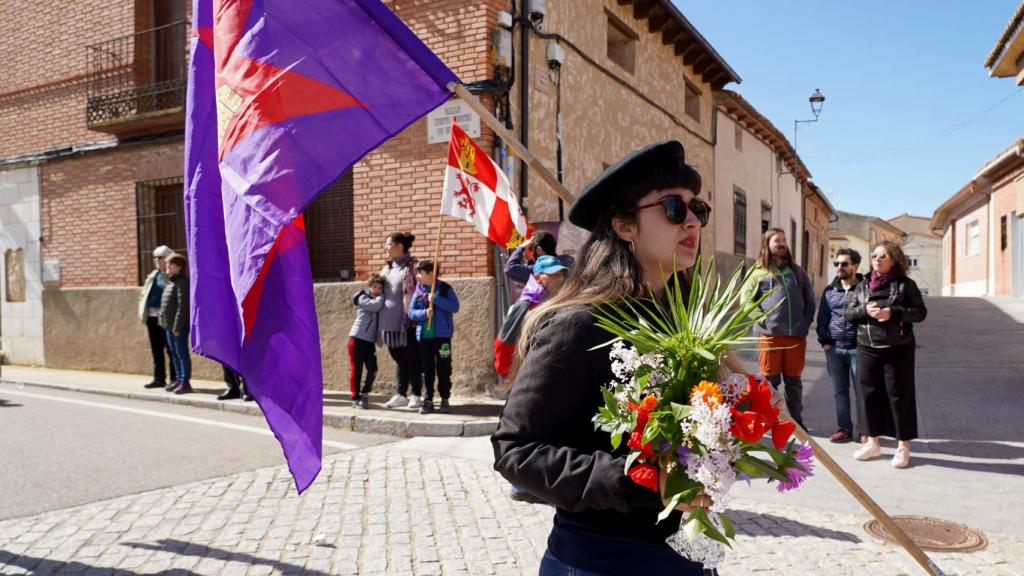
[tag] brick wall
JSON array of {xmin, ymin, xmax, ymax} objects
[{"xmin": 40, "ymin": 139, "xmax": 185, "ymax": 287}]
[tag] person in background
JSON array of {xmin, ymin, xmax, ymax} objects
[
  {"xmin": 740, "ymin": 228, "xmax": 816, "ymax": 429},
  {"xmin": 816, "ymin": 248, "xmax": 863, "ymax": 443},
  {"xmin": 349, "ymin": 274, "xmax": 385, "ymax": 409},
  {"xmin": 408, "ymin": 260, "xmax": 459, "ymax": 415},
  {"xmin": 139, "ymin": 245, "xmax": 176, "ymax": 389},
  {"xmin": 503, "ymin": 230, "xmax": 575, "ymax": 286},
  {"xmin": 159, "ymin": 253, "xmax": 191, "ymax": 394},
  {"xmin": 218, "ymin": 365, "xmax": 251, "ymax": 401},
  {"xmin": 379, "ymin": 232, "xmax": 424, "ymax": 410},
  {"xmin": 846, "ymin": 240, "xmax": 927, "ymax": 469},
  {"xmin": 494, "ymin": 255, "xmax": 568, "ymax": 379}
]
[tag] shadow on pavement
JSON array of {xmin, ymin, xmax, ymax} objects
[
  {"xmin": 903, "ymin": 455, "xmax": 1024, "ymax": 476},
  {"xmin": 926, "ymin": 440, "xmax": 1024, "ymax": 460},
  {"xmin": 122, "ymin": 539, "xmax": 328, "ymax": 575},
  {"xmin": 728, "ymin": 510, "xmax": 862, "ymax": 543},
  {"xmin": 0, "ymin": 398, "xmax": 22, "ymax": 408},
  {"xmin": 0, "ymin": 549, "xmax": 186, "ymax": 575}
]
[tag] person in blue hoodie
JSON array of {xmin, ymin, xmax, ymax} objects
[{"xmin": 408, "ymin": 260, "xmax": 459, "ymax": 414}]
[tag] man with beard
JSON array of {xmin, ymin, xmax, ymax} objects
[
  {"xmin": 816, "ymin": 248, "xmax": 863, "ymax": 443},
  {"xmin": 741, "ymin": 227, "xmax": 816, "ymax": 429}
]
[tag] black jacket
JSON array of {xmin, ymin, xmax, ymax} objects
[
  {"xmin": 158, "ymin": 273, "xmax": 190, "ymax": 335},
  {"xmin": 492, "ymin": 305, "xmax": 695, "ymax": 571},
  {"xmin": 844, "ymin": 275, "xmax": 927, "ymax": 348}
]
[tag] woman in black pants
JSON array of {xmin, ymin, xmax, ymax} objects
[
  {"xmin": 493, "ymin": 141, "xmax": 721, "ymax": 575},
  {"xmin": 378, "ymin": 232, "xmax": 423, "ymax": 410},
  {"xmin": 845, "ymin": 240, "xmax": 927, "ymax": 469}
]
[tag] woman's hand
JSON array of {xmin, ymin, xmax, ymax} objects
[
  {"xmin": 660, "ymin": 463, "xmax": 712, "ymax": 513},
  {"xmin": 875, "ymin": 307, "xmax": 892, "ymax": 321},
  {"xmin": 173, "ymin": 331, "xmax": 181, "ymax": 337}
]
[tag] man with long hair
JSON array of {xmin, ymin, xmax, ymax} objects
[{"xmin": 740, "ymin": 228, "xmax": 816, "ymax": 428}]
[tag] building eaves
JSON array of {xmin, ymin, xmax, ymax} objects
[
  {"xmin": 717, "ymin": 90, "xmax": 811, "ymax": 182},
  {"xmin": 985, "ymin": 1, "xmax": 1024, "ymax": 72},
  {"xmin": 803, "ymin": 181, "xmax": 834, "ymax": 215},
  {"xmin": 618, "ymin": 0, "xmax": 742, "ymax": 89},
  {"xmin": 930, "ymin": 181, "xmax": 983, "ymax": 234}
]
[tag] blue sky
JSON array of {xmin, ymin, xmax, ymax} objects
[{"xmin": 675, "ymin": 1, "xmax": 1024, "ymax": 220}]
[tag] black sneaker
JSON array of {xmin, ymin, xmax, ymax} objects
[
  {"xmin": 353, "ymin": 395, "xmax": 368, "ymax": 409},
  {"xmin": 438, "ymin": 399, "xmax": 450, "ymax": 414},
  {"xmin": 144, "ymin": 380, "xmax": 166, "ymax": 389},
  {"xmin": 419, "ymin": 401, "xmax": 434, "ymax": 414},
  {"xmin": 218, "ymin": 388, "xmax": 242, "ymax": 401}
]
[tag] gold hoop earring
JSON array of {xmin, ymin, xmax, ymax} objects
[{"xmin": 629, "ymin": 240, "xmax": 635, "ymax": 253}]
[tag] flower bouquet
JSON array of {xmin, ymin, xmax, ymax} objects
[{"xmin": 592, "ymin": 259, "xmax": 814, "ymax": 567}]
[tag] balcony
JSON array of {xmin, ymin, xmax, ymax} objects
[{"xmin": 86, "ymin": 20, "xmax": 189, "ymax": 137}]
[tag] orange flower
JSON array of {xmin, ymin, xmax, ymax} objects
[
  {"xmin": 691, "ymin": 381, "xmax": 723, "ymax": 408},
  {"xmin": 641, "ymin": 395, "xmax": 659, "ymax": 411}
]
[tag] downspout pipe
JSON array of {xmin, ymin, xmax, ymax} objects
[{"xmin": 518, "ymin": 0, "xmax": 530, "ymax": 210}]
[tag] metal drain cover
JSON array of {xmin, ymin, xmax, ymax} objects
[{"xmin": 864, "ymin": 516, "xmax": 987, "ymax": 552}]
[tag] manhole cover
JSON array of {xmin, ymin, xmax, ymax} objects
[{"xmin": 864, "ymin": 516, "xmax": 987, "ymax": 552}]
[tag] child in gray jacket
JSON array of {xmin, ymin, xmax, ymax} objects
[{"xmin": 349, "ymin": 274, "xmax": 384, "ymax": 408}]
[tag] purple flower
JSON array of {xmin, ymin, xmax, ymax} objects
[
  {"xmin": 676, "ymin": 445, "xmax": 690, "ymax": 466},
  {"xmin": 660, "ymin": 442, "xmax": 672, "ymax": 453},
  {"xmin": 737, "ymin": 472, "xmax": 754, "ymax": 487},
  {"xmin": 777, "ymin": 442, "xmax": 814, "ymax": 493}
]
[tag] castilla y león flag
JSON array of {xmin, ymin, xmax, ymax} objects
[
  {"xmin": 185, "ymin": 0, "xmax": 458, "ymax": 493},
  {"xmin": 441, "ymin": 120, "xmax": 528, "ymax": 248}
]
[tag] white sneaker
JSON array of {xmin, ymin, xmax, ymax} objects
[
  {"xmin": 891, "ymin": 446, "xmax": 910, "ymax": 469},
  {"xmin": 383, "ymin": 394, "xmax": 407, "ymax": 409},
  {"xmin": 407, "ymin": 395, "xmax": 422, "ymax": 410},
  {"xmin": 853, "ymin": 442, "xmax": 881, "ymax": 461}
]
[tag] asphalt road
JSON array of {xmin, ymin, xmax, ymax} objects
[{"xmin": 0, "ymin": 384, "xmax": 395, "ymax": 521}]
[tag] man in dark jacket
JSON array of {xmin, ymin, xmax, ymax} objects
[{"xmin": 816, "ymin": 248, "xmax": 862, "ymax": 443}]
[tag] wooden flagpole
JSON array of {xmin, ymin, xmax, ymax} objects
[
  {"xmin": 783, "ymin": 412, "xmax": 945, "ymax": 576},
  {"xmin": 449, "ymin": 82, "xmax": 574, "ymax": 206},
  {"xmin": 426, "ymin": 215, "xmax": 444, "ymax": 332}
]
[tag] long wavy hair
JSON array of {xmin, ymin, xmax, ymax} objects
[
  {"xmin": 757, "ymin": 227, "xmax": 803, "ymax": 289},
  {"xmin": 508, "ymin": 160, "xmax": 703, "ymax": 383}
]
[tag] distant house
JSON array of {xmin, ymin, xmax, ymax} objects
[
  {"xmin": 829, "ymin": 211, "xmax": 905, "ymax": 277},
  {"xmin": 931, "ymin": 140, "xmax": 1024, "ymax": 297},
  {"xmin": 888, "ymin": 214, "xmax": 942, "ymax": 296}
]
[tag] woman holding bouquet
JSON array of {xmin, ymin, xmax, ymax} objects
[{"xmin": 492, "ymin": 141, "xmax": 720, "ymax": 575}]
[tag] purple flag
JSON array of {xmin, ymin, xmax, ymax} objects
[{"xmin": 185, "ymin": 0, "xmax": 458, "ymax": 492}]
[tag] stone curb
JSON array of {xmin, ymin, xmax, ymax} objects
[{"xmin": 0, "ymin": 378, "xmax": 499, "ymax": 438}]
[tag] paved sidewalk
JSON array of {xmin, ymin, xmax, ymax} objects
[
  {"xmin": 0, "ymin": 366, "xmax": 502, "ymax": 439},
  {"xmin": 0, "ymin": 437, "xmax": 1021, "ymax": 575}
]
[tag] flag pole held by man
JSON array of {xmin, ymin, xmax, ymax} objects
[{"xmin": 184, "ymin": 0, "xmax": 459, "ymax": 492}]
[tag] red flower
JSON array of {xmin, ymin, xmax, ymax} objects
[
  {"xmin": 771, "ymin": 420, "xmax": 796, "ymax": 450},
  {"xmin": 627, "ymin": 463, "xmax": 659, "ymax": 492},
  {"xmin": 729, "ymin": 408, "xmax": 771, "ymax": 443},
  {"xmin": 735, "ymin": 380, "xmax": 778, "ymax": 422},
  {"xmin": 628, "ymin": 431, "xmax": 655, "ymax": 459}
]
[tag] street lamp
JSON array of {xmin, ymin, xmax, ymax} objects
[{"xmin": 794, "ymin": 88, "xmax": 825, "ymax": 152}]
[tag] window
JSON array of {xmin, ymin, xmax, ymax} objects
[
  {"xmin": 907, "ymin": 256, "xmax": 919, "ymax": 268},
  {"xmin": 733, "ymin": 187, "xmax": 747, "ymax": 255},
  {"xmin": 304, "ymin": 171, "xmax": 355, "ymax": 282},
  {"xmin": 761, "ymin": 202, "xmax": 771, "ymax": 234},
  {"xmin": 606, "ymin": 12, "xmax": 637, "ymax": 74},
  {"xmin": 967, "ymin": 220, "xmax": 980, "ymax": 256},
  {"xmin": 734, "ymin": 122, "xmax": 743, "ymax": 151},
  {"xmin": 685, "ymin": 81, "xmax": 701, "ymax": 122},
  {"xmin": 818, "ymin": 243, "xmax": 825, "ymax": 277},
  {"xmin": 1001, "ymin": 215, "xmax": 1008, "ymax": 251},
  {"xmin": 136, "ymin": 177, "xmax": 187, "ymax": 285}
]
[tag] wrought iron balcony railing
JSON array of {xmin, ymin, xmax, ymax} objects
[{"xmin": 86, "ymin": 20, "xmax": 189, "ymax": 134}]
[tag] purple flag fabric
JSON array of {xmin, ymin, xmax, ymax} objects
[{"xmin": 185, "ymin": 0, "xmax": 458, "ymax": 492}]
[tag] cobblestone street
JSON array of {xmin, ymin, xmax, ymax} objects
[{"xmin": 1, "ymin": 439, "xmax": 1021, "ymax": 575}]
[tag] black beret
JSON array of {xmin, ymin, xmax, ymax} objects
[{"xmin": 569, "ymin": 140, "xmax": 690, "ymax": 231}]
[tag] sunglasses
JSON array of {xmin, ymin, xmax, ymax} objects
[
  {"xmin": 833, "ymin": 261, "xmax": 852, "ymax": 268},
  {"xmin": 634, "ymin": 195, "xmax": 711, "ymax": 227},
  {"xmin": 870, "ymin": 253, "xmax": 888, "ymax": 260}
]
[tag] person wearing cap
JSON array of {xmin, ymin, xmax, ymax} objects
[
  {"xmin": 492, "ymin": 141, "xmax": 726, "ymax": 574},
  {"xmin": 493, "ymin": 255, "xmax": 568, "ymax": 380},
  {"xmin": 138, "ymin": 245, "xmax": 176, "ymax": 389}
]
